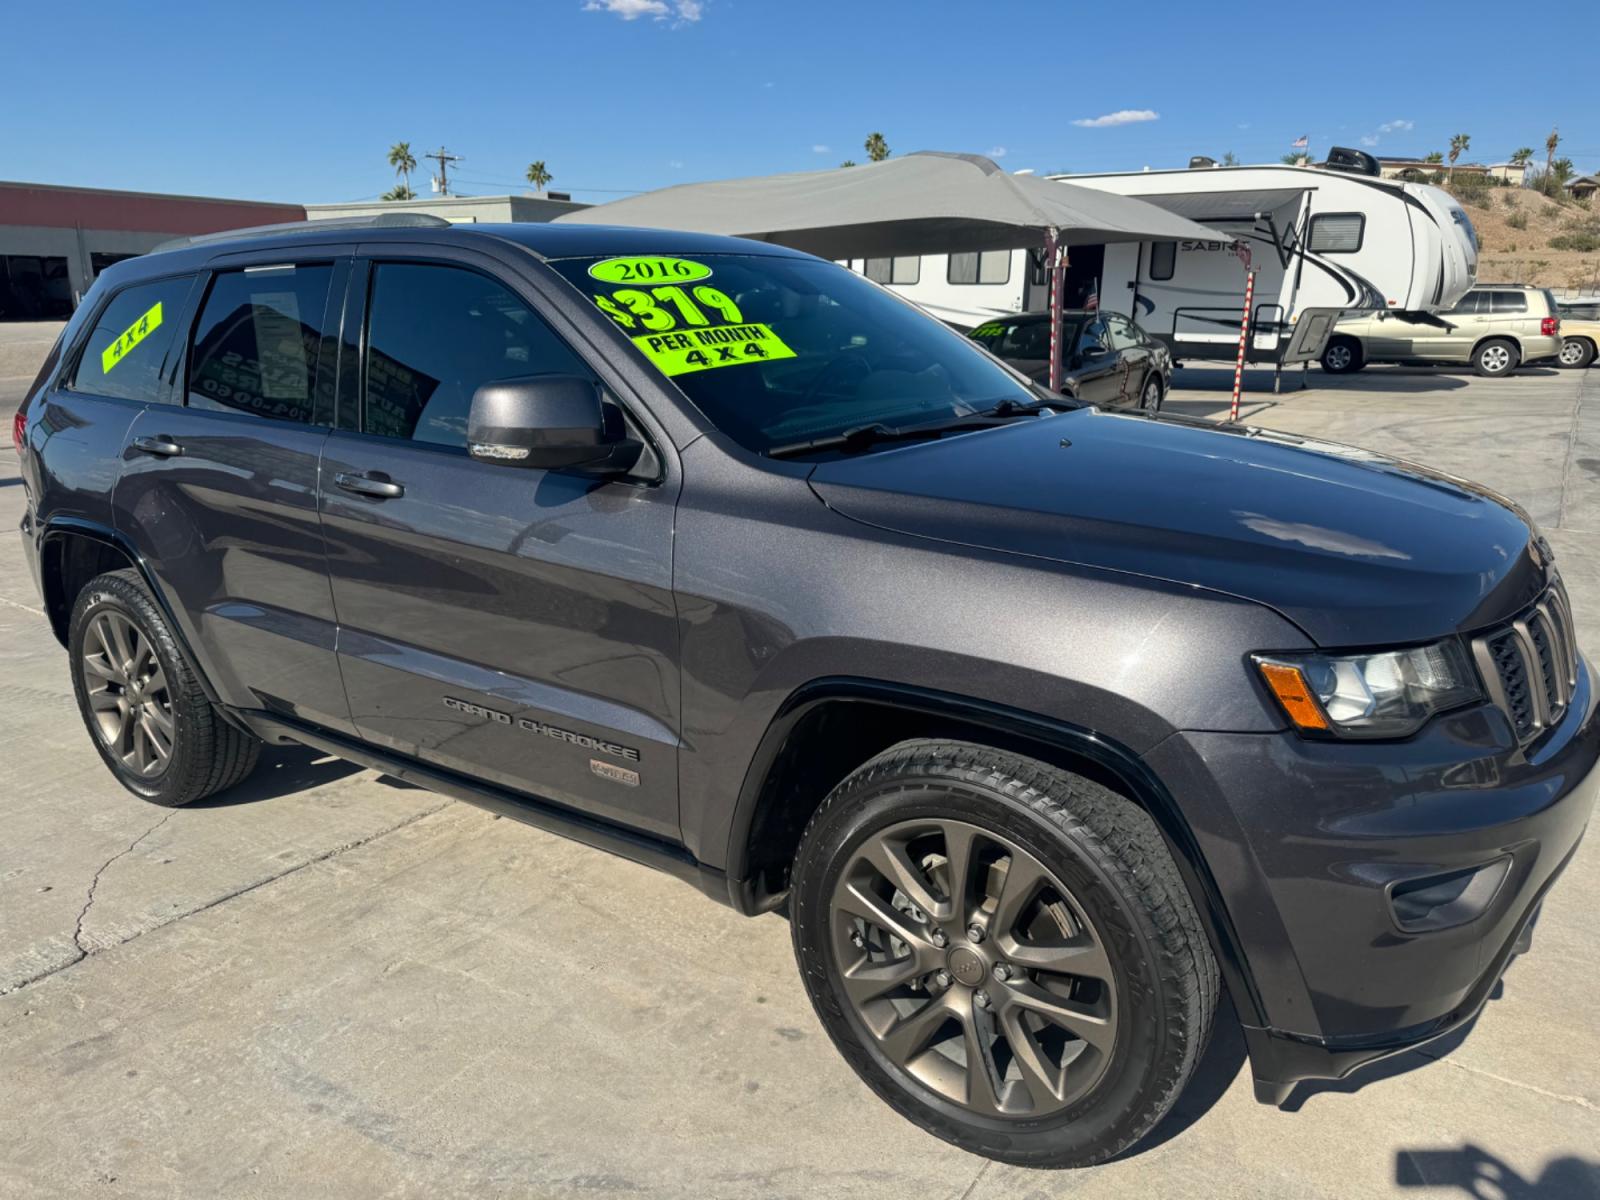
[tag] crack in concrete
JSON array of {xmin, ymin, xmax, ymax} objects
[
  {"xmin": 1555, "ymin": 368, "xmax": 1593, "ymax": 530},
  {"xmin": 954, "ymin": 1159, "xmax": 992, "ymax": 1200},
  {"xmin": 0, "ymin": 592, "xmax": 47, "ymax": 617},
  {"xmin": 2, "ymin": 800, "xmax": 453, "ymax": 997},
  {"xmin": 1417, "ymin": 1046, "xmax": 1599, "ymax": 1113},
  {"xmin": 71, "ymin": 810, "xmax": 178, "ymax": 957}
]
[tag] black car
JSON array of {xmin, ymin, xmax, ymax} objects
[
  {"xmin": 967, "ymin": 309, "xmax": 1171, "ymax": 410},
  {"xmin": 14, "ymin": 216, "xmax": 1596, "ymax": 1168}
]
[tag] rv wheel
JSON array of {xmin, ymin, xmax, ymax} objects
[{"xmin": 1320, "ymin": 337, "xmax": 1363, "ymax": 374}]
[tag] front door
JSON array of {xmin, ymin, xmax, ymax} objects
[
  {"xmin": 1104, "ymin": 314, "xmax": 1150, "ymax": 407},
  {"xmin": 1069, "ymin": 317, "xmax": 1124, "ymax": 404},
  {"xmin": 111, "ymin": 254, "xmax": 355, "ymax": 735},
  {"xmin": 318, "ymin": 251, "xmax": 682, "ymax": 838}
]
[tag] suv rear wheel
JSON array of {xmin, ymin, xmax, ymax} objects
[
  {"xmin": 1320, "ymin": 336, "xmax": 1364, "ymax": 374},
  {"xmin": 68, "ymin": 570, "xmax": 261, "ymax": 807},
  {"xmin": 789, "ymin": 739, "xmax": 1217, "ymax": 1167},
  {"xmin": 1473, "ymin": 338, "xmax": 1519, "ymax": 377}
]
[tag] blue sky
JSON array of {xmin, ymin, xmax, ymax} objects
[{"xmin": 6, "ymin": 0, "xmax": 1596, "ymax": 205}]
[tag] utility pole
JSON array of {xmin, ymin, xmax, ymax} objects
[{"xmin": 424, "ymin": 146, "xmax": 462, "ymax": 196}]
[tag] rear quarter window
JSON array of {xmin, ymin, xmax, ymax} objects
[{"xmin": 69, "ymin": 275, "xmax": 195, "ymax": 403}]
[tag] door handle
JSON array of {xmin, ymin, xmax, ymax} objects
[
  {"xmin": 334, "ymin": 472, "xmax": 405, "ymax": 500},
  {"xmin": 130, "ymin": 435, "xmax": 184, "ymax": 458}
]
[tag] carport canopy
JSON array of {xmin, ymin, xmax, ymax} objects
[
  {"xmin": 555, "ymin": 152, "xmax": 1234, "ymax": 390},
  {"xmin": 554, "ymin": 151, "xmax": 1232, "ymax": 259}
]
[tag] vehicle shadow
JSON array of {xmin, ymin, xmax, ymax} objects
[
  {"xmin": 190, "ymin": 743, "xmax": 364, "ymax": 808},
  {"xmin": 1396, "ymin": 1144, "xmax": 1600, "ymax": 1198},
  {"xmin": 1115, "ymin": 994, "xmax": 1248, "ymax": 1158}
]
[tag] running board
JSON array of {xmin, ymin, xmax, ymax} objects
[{"xmin": 242, "ymin": 712, "xmax": 731, "ymax": 906}]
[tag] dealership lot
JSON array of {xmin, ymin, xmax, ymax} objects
[{"xmin": 2, "ymin": 364, "xmax": 1597, "ymax": 1198}]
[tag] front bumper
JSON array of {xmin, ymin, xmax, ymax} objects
[{"xmin": 1144, "ymin": 660, "xmax": 1598, "ymax": 1102}]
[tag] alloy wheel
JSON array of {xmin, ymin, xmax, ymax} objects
[
  {"xmin": 829, "ymin": 818, "xmax": 1117, "ymax": 1118},
  {"xmin": 1481, "ymin": 345, "xmax": 1512, "ymax": 373},
  {"xmin": 1325, "ymin": 344, "xmax": 1352, "ymax": 371},
  {"xmin": 1142, "ymin": 378, "xmax": 1162, "ymax": 411},
  {"xmin": 79, "ymin": 610, "xmax": 174, "ymax": 777},
  {"xmin": 1560, "ymin": 340, "xmax": 1586, "ymax": 366}
]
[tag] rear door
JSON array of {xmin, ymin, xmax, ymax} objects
[
  {"xmin": 317, "ymin": 246, "xmax": 682, "ymax": 837},
  {"xmin": 111, "ymin": 251, "xmax": 354, "ymax": 734}
]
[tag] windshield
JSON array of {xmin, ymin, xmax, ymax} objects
[
  {"xmin": 968, "ymin": 317, "xmax": 1085, "ymax": 360},
  {"xmin": 547, "ymin": 253, "xmax": 1038, "ymax": 454}
]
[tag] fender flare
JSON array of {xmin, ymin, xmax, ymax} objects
[{"xmin": 724, "ymin": 676, "xmax": 1269, "ymax": 1030}]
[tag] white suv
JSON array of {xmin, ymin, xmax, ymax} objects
[{"xmin": 1322, "ymin": 285, "xmax": 1563, "ymax": 377}]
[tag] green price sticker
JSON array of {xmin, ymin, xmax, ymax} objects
[
  {"xmin": 632, "ymin": 323, "xmax": 796, "ymax": 376},
  {"xmin": 589, "ymin": 256, "xmax": 713, "ymax": 285},
  {"xmin": 970, "ymin": 323, "xmax": 1004, "ymax": 339},
  {"xmin": 102, "ymin": 301, "xmax": 164, "ymax": 373}
]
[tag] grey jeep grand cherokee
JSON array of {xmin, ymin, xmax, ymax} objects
[{"xmin": 15, "ymin": 216, "xmax": 1597, "ymax": 1167}]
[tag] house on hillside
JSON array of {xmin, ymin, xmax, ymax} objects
[{"xmin": 1566, "ymin": 175, "xmax": 1599, "ymax": 202}]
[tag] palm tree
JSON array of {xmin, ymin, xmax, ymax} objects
[
  {"xmin": 1552, "ymin": 157, "xmax": 1575, "ymax": 184},
  {"xmin": 1545, "ymin": 127, "xmax": 1561, "ymax": 177},
  {"xmin": 839, "ymin": 159, "xmax": 858, "ymax": 168},
  {"xmin": 381, "ymin": 184, "xmax": 416, "ymax": 202},
  {"xmin": 1446, "ymin": 133, "xmax": 1470, "ymax": 185},
  {"xmin": 1510, "ymin": 146, "xmax": 1535, "ymax": 166},
  {"xmin": 1221, "ymin": 151, "xmax": 1238, "ymax": 166},
  {"xmin": 1424, "ymin": 151, "xmax": 1443, "ymax": 163},
  {"xmin": 387, "ymin": 141, "xmax": 416, "ymax": 195},
  {"xmin": 525, "ymin": 161, "xmax": 553, "ymax": 193},
  {"xmin": 864, "ymin": 132, "xmax": 890, "ymax": 163},
  {"xmin": 1280, "ymin": 152, "xmax": 1306, "ymax": 165}
]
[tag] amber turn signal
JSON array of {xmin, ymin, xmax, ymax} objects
[{"xmin": 1256, "ymin": 661, "xmax": 1330, "ymax": 731}]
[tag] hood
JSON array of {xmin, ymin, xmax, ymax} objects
[{"xmin": 809, "ymin": 409, "xmax": 1548, "ymax": 647}]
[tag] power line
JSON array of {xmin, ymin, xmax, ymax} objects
[{"xmin": 424, "ymin": 146, "xmax": 463, "ymax": 196}]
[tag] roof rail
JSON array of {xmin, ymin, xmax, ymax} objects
[{"xmin": 152, "ymin": 212, "xmax": 452, "ymax": 253}]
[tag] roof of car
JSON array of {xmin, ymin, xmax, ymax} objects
[{"xmin": 130, "ymin": 219, "xmax": 815, "ymax": 272}]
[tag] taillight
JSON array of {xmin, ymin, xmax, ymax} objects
[
  {"xmin": 12, "ymin": 408, "xmax": 24, "ymax": 455},
  {"xmin": 1542, "ymin": 316, "xmax": 1559, "ymax": 337}
]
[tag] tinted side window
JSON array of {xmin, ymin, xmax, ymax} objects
[
  {"xmin": 363, "ymin": 263, "xmax": 594, "ymax": 447},
  {"xmin": 187, "ymin": 264, "xmax": 335, "ymax": 424},
  {"xmin": 1078, "ymin": 319, "xmax": 1109, "ymax": 354},
  {"xmin": 864, "ymin": 256, "xmax": 921, "ymax": 285},
  {"xmin": 1149, "ymin": 242, "xmax": 1176, "ymax": 280},
  {"xmin": 1106, "ymin": 315, "xmax": 1141, "ymax": 351},
  {"xmin": 1449, "ymin": 292, "xmax": 1485, "ymax": 315},
  {"xmin": 70, "ymin": 275, "xmax": 194, "ymax": 402},
  {"xmin": 947, "ymin": 250, "xmax": 1011, "ymax": 285},
  {"xmin": 1491, "ymin": 291, "xmax": 1528, "ymax": 315}
]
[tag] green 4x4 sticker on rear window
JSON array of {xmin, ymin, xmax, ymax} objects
[
  {"xmin": 581, "ymin": 259, "xmax": 796, "ymax": 377},
  {"xmin": 101, "ymin": 301, "xmax": 164, "ymax": 373}
]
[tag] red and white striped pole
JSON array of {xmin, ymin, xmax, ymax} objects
[
  {"xmin": 1046, "ymin": 227, "xmax": 1065, "ymax": 393},
  {"xmin": 1229, "ymin": 266, "xmax": 1257, "ymax": 423}
]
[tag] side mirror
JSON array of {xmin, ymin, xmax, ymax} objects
[
  {"xmin": 467, "ymin": 375, "xmax": 643, "ymax": 473},
  {"xmin": 1081, "ymin": 342, "xmax": 1108, "ymax": 358}
]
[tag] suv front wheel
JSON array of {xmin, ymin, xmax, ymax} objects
[
  {"xmin": 68, "ymin": 570, "xmax": 261, "ymax": 807},
  {"xmin": 789, "ymin": 739, "xmax": 1217, "ymax": 1167}
]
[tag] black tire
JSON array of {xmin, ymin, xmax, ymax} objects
[
  {"xmin": 1473, "ymin": 338, "xmax": 1519, "ymax": 378},
  {"xmin": 1320, "ymin": 336, "xmax": 1364, "ymax": 374},
  {"xmin": 68, "ymin": 570, "xmax": 260, "ymax": 807},
  {"xmin": 1558, "ymin": 337, "xmax": 1595, "ymax": 370},
  {"xmin": 790, "ymin": 739, "xmax": 1217, "ymax": 1168},
  {"xmin": 1138, "ymin": 373, "xmax": 1164, "ymax": 413}
]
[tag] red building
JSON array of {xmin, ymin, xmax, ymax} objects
[{"xmin": 1, "ymin": 181, "xmax": 304, "ymax": 321}]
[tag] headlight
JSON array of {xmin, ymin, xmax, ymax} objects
[{"xmin": 1253, "ymin": 641, "xmax": 1482, "ymax": 738}]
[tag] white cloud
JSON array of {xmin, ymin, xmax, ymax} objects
[
  {"xmin": 1360, "ymin": 135, "xmax": 1380, "ymax": 147},
  {"xmin": 811, "ymin": 144, "xmax": 830, "ymax": 154},
  {"xmin": 1378, "ymin": 118, "xmax": 1413, "ymax": 133},
  {"xmin": 988, "ymin": 145, "xmax": 1007, "ymax": 159},
  {"xmin": 669, "ymin": 160, "xmax": 685, "ymax": 169},
  {"xmin": 1071, "ymin": 109, "xmax": 1159, "ymax": 129},
  {"xmin": 581, "ymin": 0, "xmax": 703, "ymax": 21}
]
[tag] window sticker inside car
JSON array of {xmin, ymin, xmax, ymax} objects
[
  {"xmin": 970, "ymin": 322, "xmax": 1005, "ymax": 339},
  {"xmin": 101, "ymin": 301, "xmax": 164, "ymax": 373},
  {"xmin": 583, "ymin": 264, "xmax": 798, "ymax": 376},
  {"xmin": 632, "ymin": 322, "xmax": 796, "ymax": 376},
  {"xmin": 589, "ymin": 256, "xmax": 713, "ymax": 285}
]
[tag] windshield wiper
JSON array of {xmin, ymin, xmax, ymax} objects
[{"xmin": 766, "ymin": 417, "xmax": 1011, "ymax": 459}]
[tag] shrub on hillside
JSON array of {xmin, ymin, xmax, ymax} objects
[
  {"xmin": 1507, "ymin": 211, "xmax": 1528, "ymax": 230},
  {"xmin": 1550, "ymin": 233, "xmax": 1600, "ymax": 252}
]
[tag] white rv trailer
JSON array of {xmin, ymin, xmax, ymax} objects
[{"xmin": 846, "ymin": 153, "xmax": 1479, "ymax": 366}]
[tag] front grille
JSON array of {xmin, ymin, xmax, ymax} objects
[{"xmin": 1472, "ymin": 580, "xmax": 1580, "ymax": 745}]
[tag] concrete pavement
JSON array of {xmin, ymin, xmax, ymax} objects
[{"xmin": 1, "ymin": 360, "xmax": 1597, "ymax": 1198}]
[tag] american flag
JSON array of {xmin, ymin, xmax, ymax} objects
[{"xmin": 1290, "ymin": 135, "xmax": 1309, "ymax": 150}]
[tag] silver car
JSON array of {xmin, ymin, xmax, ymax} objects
[{"xmin": 1322, "ymin": 284, "xmax": 1563, "ymax": 377}]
